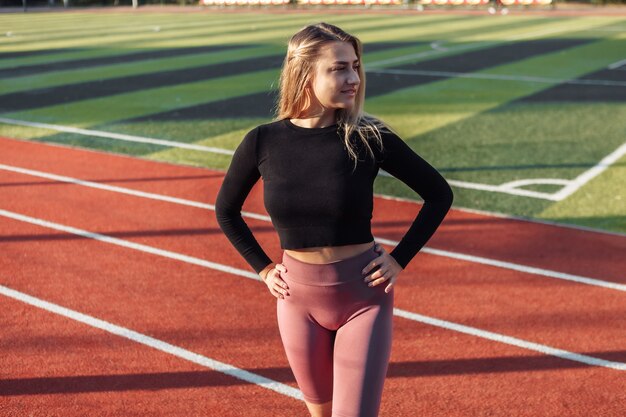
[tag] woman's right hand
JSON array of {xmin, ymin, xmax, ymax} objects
[{"xmin": 260, "ymin": 264, "xmax": 289, "ymax": 299}]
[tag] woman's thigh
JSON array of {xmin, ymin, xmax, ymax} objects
[
  {"xmin": 332, "ymin": 289, "xmax": 394, "ymax": 417},
  {"xmin": 277, "ymin": 300, "xmax": 335, "ymax": 404}
]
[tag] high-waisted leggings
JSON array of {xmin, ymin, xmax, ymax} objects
[{"xmin": 277, "ymin": 244, "xmax": 394, "ymax": 417}]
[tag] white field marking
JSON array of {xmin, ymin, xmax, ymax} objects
[
  {"xmin": 366, "ymin": 41, "xmax": 493, "ymax": 68},
  {"xmin": 551, "ymin": 142, "xmax": 626, "ymax": 201},
  {"xmin": 393, "ymin": 309, "xmax": 626, "ymax": 371},
  {"xmin": 1, "ymin": 164, "xmax": 625, "ymax": 292},
  {"xmin": 608, "ymin": 58, "xmax": 626, "ymax": 70},
  {"xmin": 449, "ymin": 179, "xmax": 558, "ymax": 201},
  {"xmin": 499, "ymin": 178, "xmax": 572, "ymax": 189},
  {"xmin": 0, "ymin": 284, "xmax": 303, "ymax": 400},
  {"xmin": 497, "ymin": 178, "xmax": 571, "ymax": 199},
  {"xmin": 0, "ymin": 18, "xmax": 615, "ymax": 202},
  {"xmin": 1, "ymin": 210, "xmax": 625, "ymax": 371},
  {"xmin": 377, "ymin": 170, "xmax": 561, "ymax": 201},
  {"xmin": 0, "ymin": 120, "xmax": 567, "ymax": 201},
  {"xmin": 2, "ymin": 163, "xmax": 624, "ymax": 289},
  {"xmin": 366, "ymin": 68, "xmax": 626, "ymax": 87},
  {"xmin": 373, "ymin": 192, "xmax": 626, "ymax": 238},
  {"xmin": 368, "ymin": 18, "xmax": 599, "ymax": 69},
  {"xmin": 430, "ymin": 41, "xmax": 448, "ymax": 51},
  {"xmin": 0, "ymin": 117, "xmax": 235, "ymax": 156}
]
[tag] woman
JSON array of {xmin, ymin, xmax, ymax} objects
[{"xmin": 215, "ymin": 22, "xmax": 453, "ymax": 417}]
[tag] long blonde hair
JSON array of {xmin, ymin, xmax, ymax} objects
[{"xmin": 274, "ymin": 22, "xmax": 390, "ymax": 171}]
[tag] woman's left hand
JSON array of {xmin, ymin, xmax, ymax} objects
[{"xmin": 362, "ymin": 243, "xmax": 403, "ymax": 293}]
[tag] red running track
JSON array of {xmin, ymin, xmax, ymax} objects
[{"xmin": 1, "ymin": 137, "xmax": 624, "ymax": 416}]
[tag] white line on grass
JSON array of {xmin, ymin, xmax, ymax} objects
[
  {"xmin": 366, "ymin": 68, "xmax": 626, "ymax": 87},
  {"xmin": 1, "ymin": 164, "xmax": 624, "ymax": 292},
  {"xmin": 0, "ymin": 118, "xmax": 566, "ymax": 201},
  {"xmin": 378, "ymin": 170, "xmax": 562, "ymax": 201},
  {"xmin": 366, "ymin": 41, "xmax": 493, "ymax": 68},
  {"xmin": 608, "ymin": 58, "xmax": 626, "ymax": 70},
  {"xmin": 2, "ymin": 117, "xmax": 620, "ymax": 202},
  {"xmin": 0, "ymin": 209, "xmax": 626, "ymax": 368},
  {"xmin": 0, "ymin": 284, "xmax": 303, "ymax": 400},
  {"xmin": 367, "ymin": 19, "xmax": 602, "ymax": 69},
  {"xmin": 551, "ymin": 142, "xmax": 626, "ymax": 201},
  {"xmin": 0, "ymin": 209, "xmax": 624, "ymax": 371}
]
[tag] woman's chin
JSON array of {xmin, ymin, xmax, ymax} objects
[{"xmin": 333, "ymin": 100, "xmax": 355, "ymax": 109}]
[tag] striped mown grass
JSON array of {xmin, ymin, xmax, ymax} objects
[{"xmin": 1, "ymin": 11, "xmax": 624, "ymax": 233}]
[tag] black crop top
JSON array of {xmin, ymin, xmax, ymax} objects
[{"xmin": 215, "ymin": 118, "xmax": 453, "ymax": 274}]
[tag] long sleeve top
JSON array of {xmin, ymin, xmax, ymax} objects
[{"xmin": 215, "ymin": 118, "xmax": 453, "ymax": 274}]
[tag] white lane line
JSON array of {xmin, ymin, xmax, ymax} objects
[
  {"xmin": 416, "ymin": 244, "xmax": 625, "ymax": 293},
  {"xmin": 0, "ymin": 208, "xmax": 259, "ymax": 280},
  {"xmin": 0, "ymin": 163, "xmax": 269, "ymax": 221},
  {"xmin": 394, "ymin": 309, "xmax": 626, "ymax": 371},
  {"xmin": 366, "ymin": 68, "xmax": 626, "ymax": 87},
  {"xmin": 0, "ymin": 284, "xmax": 303, "ymax": 400},
  {"xmin": 1, "ymin": 208, "xmax": 625, "ymax": 372},
  {"xmin": 0, "ymin": 117, "xmax": 235, "ymax": 156},
  {"xmin": 2, "ymin": 164, "xmax": 624, "ymax": 292},
  {"xmin": 551, "ymin": 141, "xmax": 626, "ymax": 201}
]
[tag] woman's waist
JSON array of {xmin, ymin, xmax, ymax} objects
[{"xmin": 284, "ymin": 241, "xmax": 375, "ymax": 264}]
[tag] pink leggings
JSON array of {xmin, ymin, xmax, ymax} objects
[{"xmin": 277, "ymin": 244, "xmax": 394, "ymax": 417}]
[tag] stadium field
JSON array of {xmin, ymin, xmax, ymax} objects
[
  {"xmin": 1, "ymin": 8, "xmax": 625, "ymax": 417},
  {"xmin": 1, "ymin": 9, "xmax": 625, "ymax": 233}
]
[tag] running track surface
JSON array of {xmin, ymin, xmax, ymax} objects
[{"xmin": 1, "ymin": 136, "xmax": 624, "ymax": 417}]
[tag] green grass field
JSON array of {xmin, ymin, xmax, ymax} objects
[{"xmin": 1, "ymin": 9, "xmax": 625, "ymax": 234}]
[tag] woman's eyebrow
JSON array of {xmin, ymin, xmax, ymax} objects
[{"xmin": 332, "ymin": 59, "xmax": 360, "ymax": 64}]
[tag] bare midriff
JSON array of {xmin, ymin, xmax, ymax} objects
[{"xmin": 283, "ymin": 241, "xmax": 375, "ymax": 264}]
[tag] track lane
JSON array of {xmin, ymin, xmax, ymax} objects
[
  {"xmin": 1, "ymin": 165, "xmax": 625, "ymax": 361},
  {"xmin": 2, "ymin": 137, "xmax": 626, "ymax": 416},
  {"xmin": 2, "ymin": 217, "xmax": 625, "ymax": 417},
  {"xmin": 1, "ymin": 136, "xmax": 624, "ymax": 282},
  {"xmin": 0, "ymin": 294, "xmax": 300, "ymax": 417}
]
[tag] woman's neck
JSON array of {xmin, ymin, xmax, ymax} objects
[{"xmin": 290, "ymin": 109, "xmax": 337, "ymax": 129}]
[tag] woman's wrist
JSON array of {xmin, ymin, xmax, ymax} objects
[{"xmin": 259, "ymin": 264, "xmax": 275, "ymax": 282}]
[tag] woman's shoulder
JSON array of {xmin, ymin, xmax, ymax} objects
[
  {"xmin": 239, "ymin": 120, "xmax": 285, "ymax": 146},
  {"xmin": 254, "ymin": 119, "xmax": 286, "ymax": 136}
]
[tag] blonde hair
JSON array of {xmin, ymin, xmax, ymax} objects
[{"xmin": 274, "ymin": 22, "xmax": 391, "ymax": 171}]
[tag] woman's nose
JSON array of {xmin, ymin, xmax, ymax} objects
[{"xmin": 348, "ymin": 71, "xmax": 360, "ymax": 85}]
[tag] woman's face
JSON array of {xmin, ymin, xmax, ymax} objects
[{"xmin": 308, "ymin": 41, "xmax": 361, "ymax": 111}]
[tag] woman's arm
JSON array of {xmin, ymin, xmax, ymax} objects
[
  {"xmin": 215, "ymin": 127, "xmax": 274, "ymax": 275},
  {"xmin": 378, "ymin": 131, "xmax": 454, "ymax": 269}
]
